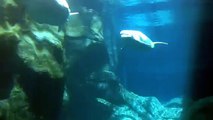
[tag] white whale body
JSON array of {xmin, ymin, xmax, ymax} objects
[{"xmin": 120, "ymin": 30, "xmax": 168, "ymax": 48}]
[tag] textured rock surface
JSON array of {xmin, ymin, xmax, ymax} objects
[
  {"xmin": 0, "ymin": 1, "xmax": 65, "ymax": 120},
  {"xmin": 182, "ymin": 97, "xmax": 213, "ymax": 120},
  {"xmin": 64, "ymin": 15, "xmax": 87, "ymax": 37},
  {"xmin": 0, "ymin": 22, "xmax": 21, "ymax": 99},
  {"xmin": 17, "ymin": 22, "xmax": 64, "ymax": 79},
  {"xmin": 97, "ymin": 87, "xmax": 183, "ymax": 120},
  {"xmin": 0, "ymin": 21, "xmax": 65, "ymax": 79},
  {"xmin": 0, "ymin": 0, "xmax": 64, "ymax": 79},
  {"xmin": 0, "ymin": 82, "xmax": 35, "ymax": 120}
]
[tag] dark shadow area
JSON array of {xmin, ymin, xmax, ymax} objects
[
  {"xmin": 64, "ymin": 42, "xmax": 125, "ymax": 120},
  {"xmin": 190, "ymin": 0, "xmax": 213, "ymax": 102},
  {"xmin": 0, "ymin": 35, "xmax": 19, "ymax": 99},
  {"xmin": 18, "ymin": 66, "xmax": 64, "ymax": 120},
  {"xmin": 182, "ymin": 1, "xmax": 213, "ymax": 120}
]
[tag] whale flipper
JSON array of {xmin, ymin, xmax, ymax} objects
[{"xmin": 69, "ymin": 12, "xmax": 79, "ymax": 16}]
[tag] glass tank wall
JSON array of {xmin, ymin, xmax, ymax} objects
[{"xmin": 0, "ymin": 0, "xmax": 212, "ymax": 120}]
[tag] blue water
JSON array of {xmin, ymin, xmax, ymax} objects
[
  {"xmin": 72, "ymin": 0, "xmax": 201, "ymax": 101},
  {"xmin": 78, "ymin": 0, "xmax": 201, "ymax": 102}
]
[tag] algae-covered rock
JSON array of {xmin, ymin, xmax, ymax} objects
[
  {"xmin": 0, "ymin": 22, "xmax": 20, "ymax": 58},
  {"xmin": 64, "ymin": 7, "xmax": 103, "ymax": 41},
  {"xmin": 0, "ymin": 21, "xmax": 64, "ymax": 79},
  {"xmin": 30, "ymin": 22, "xmax": 64, "ymax": 47},
  {"xmin": 0, "ymin": 0, "xmax": 25, "ymax": 24},
  {"xmin": 0, "ymin": 82, "xmax": 35, "ymax": 120},
  {"xmin": 64, "ymin": 15, "xmax": 87, "ymax": 37},
  {"xmin": 18, "ymin": 35, "xmax": 64, "ymax": 79},
  {"xmin": 90, "ymin": 15, "xmax": 103, "ymax": 40},
  {"xmin": 17, "ymin": 22, "xmax": 64, "ymax": 78},
  {"xmin": 1, "ymin": 0, "xmax": 18, "ymax": 6},
  {"xmin": 0, "ymin": 0, "xmax": 65, "ymax": 79},
  {"xmin": 0, "ymin": 22, "xmax": 21, "ymax": 39}
]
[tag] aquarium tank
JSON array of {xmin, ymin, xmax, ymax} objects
[{"xmin": 0, "ymin": 0, "xmax": 213, "ymax": 120}]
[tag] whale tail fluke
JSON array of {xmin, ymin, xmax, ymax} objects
[{"xmin": 153, "ymin": 42, "xmax": 168, "ymax": 45}]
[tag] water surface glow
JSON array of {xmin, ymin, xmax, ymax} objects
[
  {"xmin": 119, "ymin": 0, "xmax": 169, "ymax": 6},
  {"xmin": 124, "ymin": 10, "xmax": 173, "ymax": 27}
]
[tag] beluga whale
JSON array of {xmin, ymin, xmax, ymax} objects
[
  {"xmin": 120, "ymin": 30, "xmax": 168, "ymax": 49},
  {"xmin": 23, "ymin": 0, "xmax": 79, "ymax": 28}
]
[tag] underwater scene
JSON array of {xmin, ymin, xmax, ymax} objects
[{"xmin": 0, "ymin": 0, "xmax": 213, "ymax": 120}]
